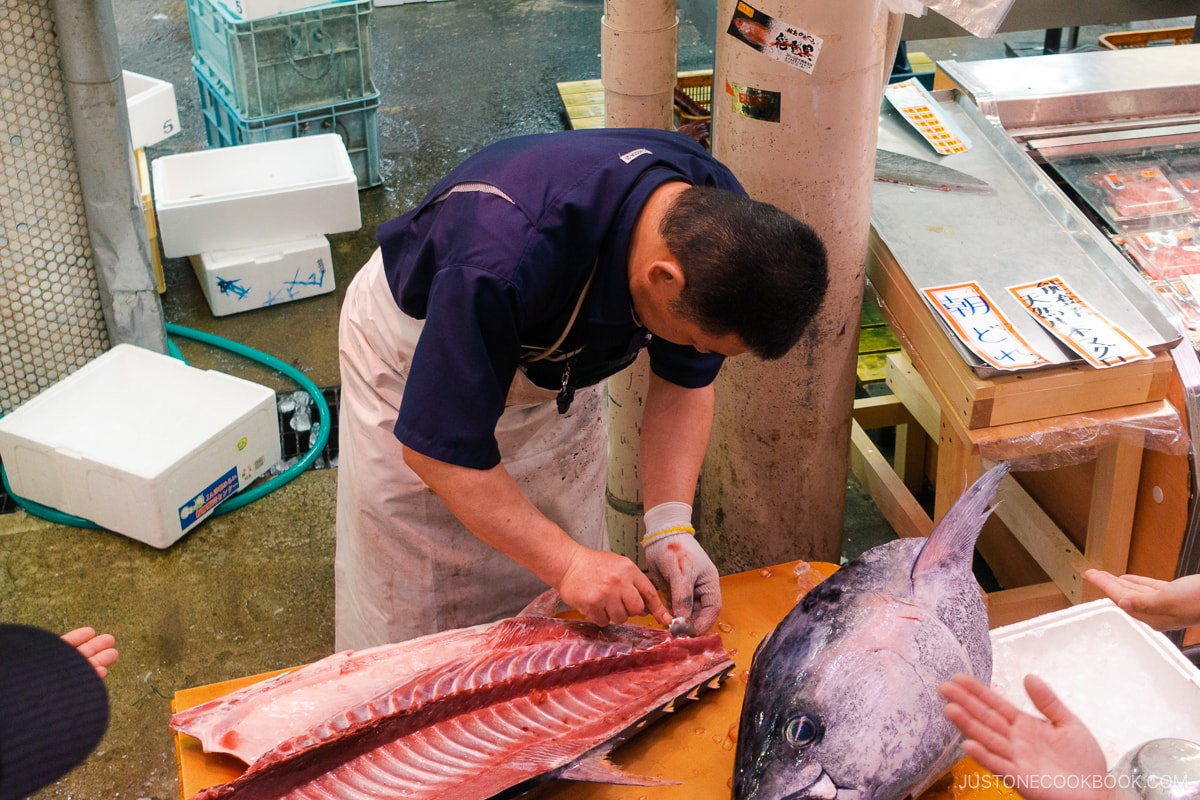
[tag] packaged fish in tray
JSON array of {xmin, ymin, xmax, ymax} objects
[
  {"xmin": 1165, "ymin": 161, "xmax": 1200, "ymax": 213},
  {"xmin": 1087, "ymin": 165, "xmax": 1191, "ymax": 220},
  {"xmin": 1122, "ymin": 225, "xmax": 1200, "ymax": 280},
  {"xmin": 1045, "ymin": 152, "xmax": 1195, "ymax": 233}
]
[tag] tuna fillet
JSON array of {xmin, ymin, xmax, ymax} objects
[{"xmin": 173, "ymin": 601, "xmax": 733, "ymax": 799}]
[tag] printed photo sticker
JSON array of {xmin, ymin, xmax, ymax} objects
[
  {"xmin": 1008, "ymin": 276, "xmax": 1153, "ymax": 369},
  {"xmin": 922, "ymin": 281, "xmax": 1052, "ymax": 371},
  {"xmin": 726, "ymin": 1, "xmax": 822, "ymax": 75}
]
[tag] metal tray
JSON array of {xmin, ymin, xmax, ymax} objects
[{"xmin": 871, "ymin": 90, "xmax": 1181, "ymax": 377}]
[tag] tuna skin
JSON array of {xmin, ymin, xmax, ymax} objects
[{"xmin": 732, "ymin": 463, "xmax": 1007, "ymax": 800}]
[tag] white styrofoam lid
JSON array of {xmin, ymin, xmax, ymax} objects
[
  {"xmin": 990, "ymin": 600, "xmax": 1200, "ymax": 767},
  {"xmin": 0, "ymin": 344, "xmax": 274, "ymax": 475}
]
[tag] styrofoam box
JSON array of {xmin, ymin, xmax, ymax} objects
[
  {"xmin": 0, "ymin": 345, "xmax": 281, "ymax": 549},
  {"xmin": 151, "ymin": 134, "xmax": 361, "ymax": 257},
  {"xmin": 123, "ymin": 70, "xmax": 181, "ymax": 150},
  {"xmin": 190, "ymin": 234, "xmax": 334, "ymax": 316},
  {"xmin": 990, "ymin": 600, "xmax": 1200, "ymax": 767}
]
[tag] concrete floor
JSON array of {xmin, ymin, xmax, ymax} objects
[{"xmin": 1, "ymin": 3, "xmax": 1192, "ymax": 797}]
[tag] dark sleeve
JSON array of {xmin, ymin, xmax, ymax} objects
[
  {"xmin": 0, "ymin": 625, "xmax": 109, "ymax": 800},
  {"xmin": 647, "ymin": 338, "xmax": 724, "ymax": 388},
  {"xmin": 394, "ymin": 266, "xmax": 523, "ymax": 470}
]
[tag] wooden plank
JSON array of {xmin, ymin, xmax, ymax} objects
[
  {"xmin": 994, "ymin": 473, "xmax": 1092, "ymax": 604},
  {"xmin": 852, "ymin": 394, "xmax": 916, "ymax": 431},
  {"xmin": 886, "ymin": 351, "xmax": 941, "ymax": 439},
  {"xmin": 986, "ymin": 582, "xmax": 1071, "ymax": 628},
  {"xmin": 1084, "ymin": 439, "xmax": 1142, "ymax": 599},
  {"xmin": 176, "ymin": 561, "xmax": 861, "ymax": 800},
  {"xmin": 850, "ymin": 419, "xmax": 934, "ymax": 540}
]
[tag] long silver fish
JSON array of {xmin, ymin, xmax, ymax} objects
[{"xmin": 733, "ymin": 462, "xmax": 1007, "ymax": 800}]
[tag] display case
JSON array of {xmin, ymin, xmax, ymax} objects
[{"xmin": 916, "ymin": 45, "xmax": 1200, "ymax": 652}]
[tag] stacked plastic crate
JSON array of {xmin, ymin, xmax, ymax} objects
[
  {"xmin": 159, "ymin": 0, "xmax": 375, "ymax": 316},
  {"xmin": 186, "ymin": 0, "xmax": 381, "ymax": 190}
]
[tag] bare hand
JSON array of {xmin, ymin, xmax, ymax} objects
[
  {"xmin": 1085, "ymin": 569, "xmax": 1200, "ymax": 631},
  {"xmin": 557, "ymin": 548, "xmax": 671, "ymax": 628},
  {"xmin": 61, "ymin": 627, "xmax": 119, "ymax": 679},
  {"xmin": 940, "ymin": 673, "xmax": 1117, "ymax": 800}
]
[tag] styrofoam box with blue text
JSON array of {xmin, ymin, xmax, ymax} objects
[
  {"xmin": 151, "ymin": 134, "xmax": 361, "ymax": 257},
  {"xmin": 190, "ymin": 234, "xmax": 334, "ymax": 316},
  {"xmin": 0, "ymin": 345, "xmax": 281, "ymax": 549},
  {"xmin": 990, "ymin": 600, "xmax": 1200, "ymax": 767}
]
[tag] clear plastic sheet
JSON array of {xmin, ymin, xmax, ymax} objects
[
  {"xmin": 919, "ymin": 0, "xmax": 1016, "ymax": 38},
  {"xmin": 973, "ymin": 399, "xmax": 1188, "ymax": 472}
]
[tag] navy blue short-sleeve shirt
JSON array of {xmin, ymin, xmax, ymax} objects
[{"xmin": 376, "ymin": 128, "xmax": 745, "ymax": 469}]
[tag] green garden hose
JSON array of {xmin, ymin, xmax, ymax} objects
[{"xmin": 0, "ymin": 323, "xmax": 332, "ymax": 530}]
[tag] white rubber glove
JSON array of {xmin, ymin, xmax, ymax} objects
[{"xmin": 641, "ymin": 501, "xmax": 722, "ymax": 634}]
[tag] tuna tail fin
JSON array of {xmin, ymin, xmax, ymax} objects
[{"xmin": 912, "ymin": 462, "xmax": 1008, "ymax": 584}]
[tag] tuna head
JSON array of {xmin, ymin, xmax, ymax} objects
[{"xmin": 732, "ymin": 463, "xmax": 1007, "ymax": 800}]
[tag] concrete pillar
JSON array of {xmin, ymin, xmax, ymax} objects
[
  {"xmin": 52, "ymin": 0, "xmax": 167, "ymax": 353},
  {"xmin": 700, "ymin": 0, "xmax": 893, "ymax": 569},
  {"xmin": 601, "ymin": 0, "xmax": 678, "ymax": 564},
  {"xmin": 600, "ymin": 0, "xmax": 678, "ymax": 130}
]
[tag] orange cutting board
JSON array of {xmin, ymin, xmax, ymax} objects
[{"xmin": 172, "ymin": 561, "xmax": 1009, "ymax": 799}]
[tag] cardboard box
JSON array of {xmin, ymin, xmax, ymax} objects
[
  {"xmin": 151, "ymin": 134, "xmax": 361, "ymax": 257},
  {"xmin": 0, "ymin": 345, "xmax": 281, "ymax": 549},
  {"xmin": 990, "ymin": 600, "xmax": 1200, "ymax": 767},
  {"xmin": 190, "ymin": 235, "xmax": 334, "ymax": 316},
  {"xmin": 123, "ymin": 70, "xmax": 181, "ymax": 150}
]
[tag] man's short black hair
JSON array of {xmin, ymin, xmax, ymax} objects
[{"xmin": 660, "ymin": 186, "xmax": 829, "ymax": 360}]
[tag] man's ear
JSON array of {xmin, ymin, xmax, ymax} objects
[{"xmin": 648, "ymin": 259, "xmax": 685, "ymax": 295}]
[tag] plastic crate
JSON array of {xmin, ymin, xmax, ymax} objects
[
  {"xmin": 196, "ymin": 64, "xmax": 381, "ymax": 189},
  {"xmin": 187, "ymin": 0, "xmax": 375, "ymax": 118},
  {"xmin": 1099, "ymin": 26, "xmax": 1194, "ymax": 49},
  {"xmin": 675, "ymin": 70, "xmax": 713, "ymax": 123}
]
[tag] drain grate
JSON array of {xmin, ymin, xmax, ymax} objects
[
  {"xmin": 275, "ymin": 385, "xmax": 341, "ymax": 471},
  {"xmin": 0, "ymin": 385, "xmax": 342, "ymax": 516}
]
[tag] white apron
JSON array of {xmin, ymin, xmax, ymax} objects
[{"xmin": 335, "ymin": 249, "xmax": 609, "ymax": 650}]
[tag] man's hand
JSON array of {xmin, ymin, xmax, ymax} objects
[
  {"xmin": 557, "ymin": 547, "xmax": 670, "ymax": 628},
  {"xmin": 61, "ymin": 627, "xmax": 119, "ymax": 679},
  {"xmin": 1085, "ymin": 569, "xmax": 1200, "ymax": 632},
  {"xmin": 644, "ymin": 532, "xmax": 721, "ymax": 634},
  {"xmin": 940, "ymin": 673, "xmax": 1119, "ymax": 800}
]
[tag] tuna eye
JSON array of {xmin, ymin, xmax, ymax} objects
[{"xmin": 783, "ymin": 714, "xmax": 822, "ymax": 747}]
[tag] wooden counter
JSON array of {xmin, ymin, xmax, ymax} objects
[{"xmin": 173, "ymin": 561, "xmax": 1005, "ymax": 799}]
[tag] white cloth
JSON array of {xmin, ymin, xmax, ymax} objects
[{"xmin": 335, "ymin": 249, "xmax": 609, "ymax": 650}]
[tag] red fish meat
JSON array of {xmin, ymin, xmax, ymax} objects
[{"xmin": 173, "ymin": 604, "xmax": 733, "ymax": 799}]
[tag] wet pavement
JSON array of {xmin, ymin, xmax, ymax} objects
[{"xmin": 1, "ymin": 2, "xmax": 1185, "ymax": 797}]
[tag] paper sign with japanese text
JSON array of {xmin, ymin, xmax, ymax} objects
[
  {"xmin": 923, "ymin": 282, "xmax": 1053, "ymax": 371},
  {"xmin": 1008, "ymin": 276, "xmax": 1153, "ymax": 369}
]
